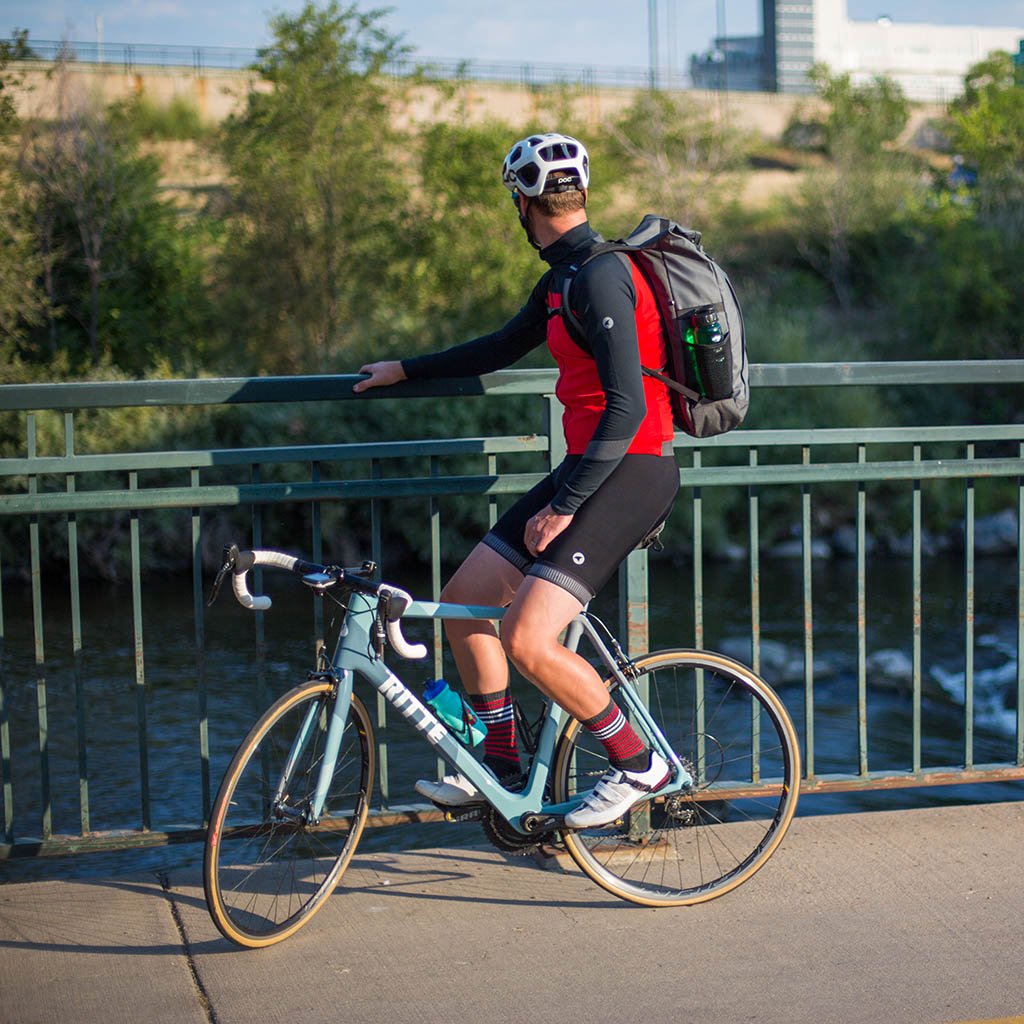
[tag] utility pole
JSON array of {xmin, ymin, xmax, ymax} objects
[
  {"xmin": 665, "ymin": 0, "xmax": 676, "ymax": 87},
  {"xmin": 648, "ymin": 0, "xmax": 659, "ymax": 89},
  {"xmin": 716, "ymin": 0, "xmax": 728, "ymax": 92}
]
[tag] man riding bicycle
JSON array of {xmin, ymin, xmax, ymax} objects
[{"xmin": 354, "ymin": 133, "xmax": 678, "ymax": 828}]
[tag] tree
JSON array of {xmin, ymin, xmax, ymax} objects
[
  {"xmin": 949, "ymin": 50, "xmax": 1024, "ymax": 240},
  {"xmin": 16, "ymin": 56, "xmax": 212, "ymax": 372},
  {"xmin": 403, "ymin": 115, "xmax": 536, "ymax": 350},
  {"xmin": 887, "ymin": 52, "xmax": 1024, "ymax": 369},
  {"xmin": 786, "ymin": 65, "xmax": 915, "ymax": 311},
  {"xmin": 0, "ymin": 29, "xmax": 31, "ymax": 133},
  {"xmin": 217, "ymin": 1, "xmax": 412, "ymax": 374},
  {"xmin": 602, "ymin": 89, "xmax": 750, "ymax": 228},
  {"xmin": 0, "ymin": 30, "xmax": 44, "ymax": 356}
]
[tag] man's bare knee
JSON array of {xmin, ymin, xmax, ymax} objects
[{"xmin": 499, "ymin": 617, "xmax": 528, "ymax": 668}]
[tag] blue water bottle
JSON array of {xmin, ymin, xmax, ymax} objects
[{"xmin": 423, "ymin": 679, "xmax": 488, "ymax": 747}]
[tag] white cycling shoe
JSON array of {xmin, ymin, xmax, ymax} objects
[
  {"xmin": 415, "ymin": 773, "xmax": 483, "ymax": 807},
  {"xmin": 564, "ymin": 751, "xmax": 672, "ymax": 829}
]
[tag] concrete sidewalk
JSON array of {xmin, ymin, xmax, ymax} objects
[{"xmin": 2, "ymin": 802, "xmax": 1023, "ymax": 1024}]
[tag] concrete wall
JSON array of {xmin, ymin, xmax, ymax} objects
[
  {"xmin": 12, "ymin": 61, "xmax": 811, "ymax": 140},
  {"xmin": 11, "ymin": 63, "xmax": 267, "ymax": 123},
  {"xmin": 11, "ymin": 60, "xmax": 945, "ymax": 144}
]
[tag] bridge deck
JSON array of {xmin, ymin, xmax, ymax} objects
[{"xmin": 1, "ymin": 801, "xmax": 1022, "ymax": 1024}]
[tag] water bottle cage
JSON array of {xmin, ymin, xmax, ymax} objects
[{"xmin": 513, "ymin": 700, "xmax": 546, "ymax": 755}]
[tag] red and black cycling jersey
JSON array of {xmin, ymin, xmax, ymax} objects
[{"xmin": 402, "ymin": 222, "xmax": 674, "ymax": 514}]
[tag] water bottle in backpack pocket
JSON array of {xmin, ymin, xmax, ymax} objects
[{"xmin": 683, "ymin": 304, "xmax": 734, "ymax": 401}]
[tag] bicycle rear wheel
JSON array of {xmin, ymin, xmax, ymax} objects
[
  {"xmin": 553, "ymin": 649, "xmax": 800, "ymax": 907},
  {"xmin": 204, "ymin": 681, "xmax": 374, "ymax": 947}
]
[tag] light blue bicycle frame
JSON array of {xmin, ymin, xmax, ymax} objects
[{"xmin": 298, "ymin": 587, "xmax": 689, "ymax": 834}]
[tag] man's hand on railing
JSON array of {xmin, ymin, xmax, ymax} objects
[{"xmin": 353, "ymin": 361, "xmax": 407, "ymax": 393}]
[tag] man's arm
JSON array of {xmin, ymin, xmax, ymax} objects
[{"xmin": 354, "ymin": 276, "xmax": 550, "ymax": 392}]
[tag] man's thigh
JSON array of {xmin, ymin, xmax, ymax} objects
[{"xmin": 442, "ymin": 541, "xmax": 524, "ymax": 608}]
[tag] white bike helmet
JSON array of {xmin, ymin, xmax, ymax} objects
[{"xmin": 501, "ymin": 133, "xmax": 590, "ymax": 196}]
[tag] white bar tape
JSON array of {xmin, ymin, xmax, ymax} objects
[{"xmin": 231, "ymin": 549, "xmax": 299, "ymax": 610}]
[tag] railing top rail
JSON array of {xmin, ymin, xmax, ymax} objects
[
  {"xmin": 16, "ymin": 39, "xmax": 687, "ymax": 89},
  {"xmin": 0, "ymin": 361, "xmax": 1021, "ymax": 413}
]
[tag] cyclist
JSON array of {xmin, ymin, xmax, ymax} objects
[{"xmin": 354, "ymin": 133, "xmax": 678, "ymax": 828}]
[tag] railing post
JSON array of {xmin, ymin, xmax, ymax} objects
[
  {"xmin": 1017, "ymin": 442, "xmax": 1023, "ymax": 767},
  {"xmin": 0, "ymin": 535, "xmax": 10, "ymax": 844},
  {"xmin": 191, "ymin": 467, "xmax": 210, "ymax": 824},
  {"xmin": 28, "ymin": 415, "xmax": 51, "ymax": 840},
  {"xmin": 66, "ymin": 413, "xmax": 89, "ymax": 835},
  {"xmin": 619, "ymin": 549, "xmax": 649, "ymax": 658},
  {"xmin": 801, "ymin": 445, "xmax": 815, "ymax": 781}
]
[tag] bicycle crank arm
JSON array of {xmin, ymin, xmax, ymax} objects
[
  {"xmin": 520, "ymin": 812, "xmax": 566, "ymax": 834},
  {"xmin": 441, "ymin": 805, "xmax": 486, "ymax": 823}
]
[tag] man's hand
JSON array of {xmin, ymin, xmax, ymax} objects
[
  {"xmin": 353, "ymin": 360, "xmax": 407, "ymax": 393},
  {"xmin": 525, "ymin": 504, "xmax": 574, "ymax": 556}
]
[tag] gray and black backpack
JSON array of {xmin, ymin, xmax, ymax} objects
[{"xmin": 560, "ymin": 215, "xmax": 749, "ymax": 439}]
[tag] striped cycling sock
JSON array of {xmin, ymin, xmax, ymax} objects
[
  {"xmin": 469, "ymin": 688, "xmax": 521, "ymax": 779},
  {"xmin": 581, "ymin": 699, "xmax": 650, "ymax": 772}
]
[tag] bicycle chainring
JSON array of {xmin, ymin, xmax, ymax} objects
[{"xmin": 481, "ymin": 806, "xmax": 546, "ymax": 856}]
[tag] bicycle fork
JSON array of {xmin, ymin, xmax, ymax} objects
[{"xmin": 271, "ymin": 669, "xmax": 355, "ymax": 827}]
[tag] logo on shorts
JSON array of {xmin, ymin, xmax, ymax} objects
[
  {"xmin": 572, "ymin": 551, "xmax": 586, "ymax": 565},
  {"xmin": 602, "ymin": 317, "xmax": 614, "ymax": 330}
]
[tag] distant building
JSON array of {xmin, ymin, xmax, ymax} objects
[{"xmin": 690, "ymin": 0, "xmax": 1024, "ymax": 100}]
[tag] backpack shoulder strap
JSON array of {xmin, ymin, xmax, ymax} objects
[{"xmin": 559, "ymin": 244, "xmax": 633, "ymax": 339}]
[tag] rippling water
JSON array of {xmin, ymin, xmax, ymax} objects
[{"xmin": 1, "ymin": 552, "xmax": 1020, "ymax": 880}]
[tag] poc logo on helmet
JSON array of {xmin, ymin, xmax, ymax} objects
[{"xmin": 557, "ymin": 176, "xmax": 575, "ymax": 184}]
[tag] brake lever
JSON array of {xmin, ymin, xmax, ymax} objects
[
  {"xmin": 206, "ymin": 545, "xmax": 238, "ymax": 607},
  {"xmin": 371, "ymin": 605, "xmax": 387, "ymax": 658}
]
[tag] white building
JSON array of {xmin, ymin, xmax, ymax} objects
[{"xmin": 693, "ymin": 0, "xmax": 1024, "ymax": 101}]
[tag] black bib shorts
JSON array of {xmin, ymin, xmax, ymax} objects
[{"xmin": 482, "ymin": 454, "xmax": 679, "ymax": 605}]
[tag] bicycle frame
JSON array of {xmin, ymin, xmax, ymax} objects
[{"xmin": 285, "ymin": 588, "xmax": 689, "ymax": 834}]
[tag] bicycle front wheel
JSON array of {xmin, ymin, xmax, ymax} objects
[
  {"xmin": 204, "ymin": 681, "xmax": 374, "ymax": 947},
  {"xmin": 553, "ymin": 649, "xmax": 800, "ymax": 907}
]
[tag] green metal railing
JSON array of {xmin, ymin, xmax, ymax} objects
[{"xmin": 0, "ymin": 361, "xmax": 1022, "ymax": 857}]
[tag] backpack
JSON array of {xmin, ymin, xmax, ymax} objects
[{"xmin": 560, "ymin": 214, "xmax": 749, "ymax": 439}]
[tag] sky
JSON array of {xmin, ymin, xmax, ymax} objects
[{"xmin": 3, "ymin": 1, "xmax": 1024, "ymax": 68}]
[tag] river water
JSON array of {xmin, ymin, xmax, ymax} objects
[{"xmin": 1, "ymin": 551, "xmax": 1020, "ymax": 880}]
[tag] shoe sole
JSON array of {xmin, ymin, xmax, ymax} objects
[{"xmin": 415, "ymin": 786, "xmax": 485, "ymax": 808}]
